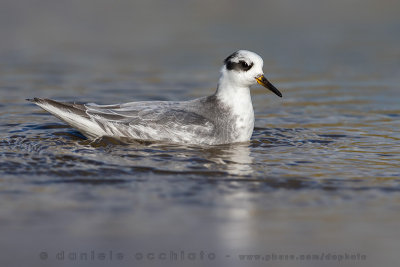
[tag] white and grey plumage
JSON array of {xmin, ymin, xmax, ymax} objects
[{"xmin": 28, "ymin": 50, "xmax": 282, "ymax": 145}]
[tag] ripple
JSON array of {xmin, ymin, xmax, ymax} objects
[{"xmin": 32, "ymin": 178, "xmax": 130, "ymax": 185}]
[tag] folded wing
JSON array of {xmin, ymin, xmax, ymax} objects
[
  {"xmin": 85, "ymin": 102, "xmax": 215, "ymax": 143},
  {"xmin": 29, "ymin": 98, "xmax": 215, "ymax": 143}
]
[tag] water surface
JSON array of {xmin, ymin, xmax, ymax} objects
[{"xmin": 1, "ymin": 1, "xmax": 400, "ymax": 266}]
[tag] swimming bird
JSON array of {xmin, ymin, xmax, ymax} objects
[{"xmin": 28, "ymin": 50, "xmax": 282, "ymax": 145}]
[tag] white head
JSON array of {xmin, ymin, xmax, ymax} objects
[{"xmin": 218, "ymin": 50, "xmax": 282, "ymax": 97}]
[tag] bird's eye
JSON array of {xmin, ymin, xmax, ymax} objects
[
  {"xmin": 240, "ymin": 61, "xmax": 249, "ymax": 68},
  {"xmin": 238, "ymin": 60, "xmax": 253, "ymax": 71}
]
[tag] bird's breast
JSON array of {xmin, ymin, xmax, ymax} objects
[{"xmin": 232, "ymin": 108, "xmax": 254, "ymax": 142}]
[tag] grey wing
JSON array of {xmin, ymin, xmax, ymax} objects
[{"xmin": 85, "ymin": 102, "xmax": 215, "ymax": 143}]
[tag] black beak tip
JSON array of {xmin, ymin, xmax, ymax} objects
[{"xmin": 269, "ymin": 85, "xmax": 283, "ymax": 98}]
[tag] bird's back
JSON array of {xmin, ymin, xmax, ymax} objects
[{"xmin": 28, "ymin": 97, "xmax": 239, "ymax": 145}]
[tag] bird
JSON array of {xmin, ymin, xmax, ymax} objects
[{"xmin": 28, "ymin": 50, "xmax": 282, "ymax": 145}]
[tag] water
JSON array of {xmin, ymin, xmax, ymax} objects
[{"xmin": 1, "ymin": 1, "xmax": 400, "ymax": 266}]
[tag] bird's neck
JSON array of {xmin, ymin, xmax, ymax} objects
[
  {"xmin": 214, "ymin": 77, "xmax": 255, "ymax": 142},
  {"xmin": 215, "ymin": 77, "xmax": 253, "ymax": 114}
]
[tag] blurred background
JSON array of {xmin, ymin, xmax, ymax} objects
[
  {"xmin": 0, "ymin": 0, "xmax": 399, "ymax": 266},
  {"xmin": 1, "ymin": 0, "xmax": 399, "ymax": 78}
]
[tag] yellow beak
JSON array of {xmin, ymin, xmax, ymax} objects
[{"xmin": 256, "ymin": 75, "xmax": 282, "ymax": 97}]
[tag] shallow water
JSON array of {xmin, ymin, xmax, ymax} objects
[{"xmin": 1, "ymin": 1, "xmax": 400, "ymax": 266}]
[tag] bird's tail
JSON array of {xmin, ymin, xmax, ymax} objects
[{"xmin": 27, "ymin": 98, "xmax": 105, "ymax": 139}]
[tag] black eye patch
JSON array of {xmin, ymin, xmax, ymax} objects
[
  {"xmin": 225, "ymin": 60, "xmax": 254, "ymax": 71},
  {"xmin": 223, "ymin": 51, "xmax": 254, "ymax": 71}
]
